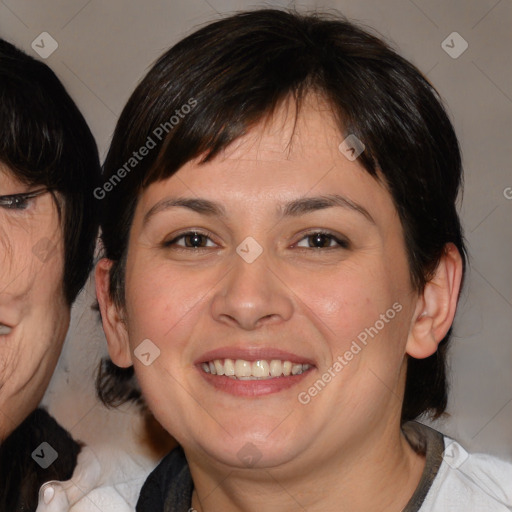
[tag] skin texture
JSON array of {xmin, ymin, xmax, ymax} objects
[
  {"xmin": 97, "ymin": 95, "xmax": 463, "ymax": 512},
  {"xmin": 0, "ymin": 165, "xmax": 69, "ymax": 440}
]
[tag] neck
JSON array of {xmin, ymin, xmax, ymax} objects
[{"xmin": 187, "ymin": 420, "xmax": 425, "ymax": 512}]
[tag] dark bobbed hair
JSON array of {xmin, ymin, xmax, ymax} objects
[
  {"xmin": 0, "ymin": 39, "xmax": 101, "ymax": 304},
  {"xmin": 97, "ymin": 9, "xmax": 466, "ymax": 423}
]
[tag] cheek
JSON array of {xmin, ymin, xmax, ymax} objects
[
  {"xmin": 291, "ymin": 263, "xmax": 399, "ymax": 345},
  {"xmin": 0, "ymin": 234, "xmax": 36, "ymax": 287},
  {"xmin": 31, "ymin": 251, "xmax": 66, "ymax": 307},
  {"xmin": 0, "ymin": 329, "xmax": 44, "ymax": 400},
  {"xmin": 0, "ymin": 343, "xmax": 21, "ymax": 387},
  {"xmin": 0, "ymin": 213, "xmax": 64, "ymax": 297},
  {"xmin": 124, "ymin": 257, "xmax": 207, "ymax": 351}
]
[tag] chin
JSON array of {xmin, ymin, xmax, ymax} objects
[{"xmin": 193, "ymin": 428, "xmax": 303, "ymax": 470}]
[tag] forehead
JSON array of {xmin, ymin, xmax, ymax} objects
[
  {"xmin": 138, "ymin": 95, "xmax": 395, "ymax": 222},
  {"xmin": 221, "ymin": 94, "xmax": 342, "ymax": 162}
]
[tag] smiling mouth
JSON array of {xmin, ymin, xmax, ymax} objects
[
  {"xmin": 0, "ymin": 324, "xmax": 13, "ymax": 336},
  {"xmin": 201, "ymin": 358, "xmax": 313, "ymax": 380}
]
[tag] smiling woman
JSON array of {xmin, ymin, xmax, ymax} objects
[
  {"xmin": 0, "ymin": 38, "xmax": 100, "ymax": 510},
  {"xmin": 94, "ymin": 8, "xmax": 512, "ymax": 512}
]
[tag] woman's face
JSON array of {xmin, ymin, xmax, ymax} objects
[
  {"xmin": 0, "ymin": 166, "xmax": 69, "ymax": 440},
  {"xmin": 102, "ymin": 97, "xmax": 426, "ymax": 469}
]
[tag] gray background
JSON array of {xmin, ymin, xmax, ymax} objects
[{"xmin": 1, "ymin": 0, "xmax": 511, "ymax": 457}]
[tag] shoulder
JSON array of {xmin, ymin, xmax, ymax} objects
[
  {"xmin": 136, "ymin": 446, "xmax": 190, "ymax": 512},
  {"xmin": 421, "ymin": 435, "xmax": 512, "ymax": 511}
]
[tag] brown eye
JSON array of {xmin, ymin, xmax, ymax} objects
[
  {"xmin": 164, "ymin": 231, "xmax": 217, "ymax": 249},
  {"xmin": 183, "ymin": 232, "xmax": 208, "ymax": 248},
  {"xmin": 308, "ymin": 233, "xmax": 333, "ymax": 248},
  {"xmin": 296, "ymin": 231, "xmax": 349, "ymax": 249}
]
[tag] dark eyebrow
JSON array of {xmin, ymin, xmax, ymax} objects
[
  {"xmin": 280, "ymin": 194, "xmax": 375, "ymax": 223},
  {"xmin": 143, "ymin": 194, "xmax": 374, "ymax": 226},
  {"xmin": 143, "ymin": 198, "xmax": 226, "ymax": 225}
]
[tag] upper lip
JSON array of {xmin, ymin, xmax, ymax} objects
[{"xmin": 195, "ymin": 346, "xmax": 316, "ymax": 366}]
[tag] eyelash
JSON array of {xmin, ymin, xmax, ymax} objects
[
  {"xmin": 0, "ymin": 190, "xmax": 44, "ymax": 211},
  {"xmin": 294, "ymin": 230, "xmax": 350, "ymax": 250},
  {"xmin": 163, "ymin": 230, "xmax": 218, "ymax": 250},
  {"xmin": 0, "ymin": 195, "xmax": 32, "ymax": 211},
  {"xmin": 163, "ymin": 229, "xmax": 350, "ymax": 251}
]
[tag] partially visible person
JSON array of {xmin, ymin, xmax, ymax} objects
[{"xmin": 0, "ymin": 38, "xmax": 100, "ymax": 511}]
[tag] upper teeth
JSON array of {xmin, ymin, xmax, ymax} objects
[
  {"xmin": 0, "ymin": 324, "xmax": 12, "ymax": 336},
  {"xmin": 201, "ymin": 359, "xmax": 312, "ymax": 379}
]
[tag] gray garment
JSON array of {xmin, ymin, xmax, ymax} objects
[{"xmin": 402, "ymin": 421, "xmax": 445, "ymax": 511}]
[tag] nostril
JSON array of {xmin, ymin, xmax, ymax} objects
[{"xmin": 260, "ymin": 314, "xmax": 277, "ymax": 323}]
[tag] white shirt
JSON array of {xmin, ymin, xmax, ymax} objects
[
  {"xmin": 36, "ymin": 445, "xmax": 151, "ymax": 512},
  {"xmin": 419, "ymin": 436, "xmax": 512, "ymax": 511},
  {"xmin": 37, "ymin": 422, "xmax": 512, "ymax": 511}
]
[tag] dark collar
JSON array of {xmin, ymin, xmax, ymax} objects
[{"xmin": 402, "ymin": 421, "xmax": 445, "ymax": 511}]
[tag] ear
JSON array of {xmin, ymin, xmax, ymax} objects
[
  {"xmin": 406, "ymin": 243, "xmax": 463, "ymax": 359},
  {"xmin": 95, "ymin": 258, "xmax": 133, "ymax": 368}
]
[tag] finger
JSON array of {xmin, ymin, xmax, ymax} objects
[
  {"xmin": 53, "ymin": 446, "xmax": 102, "ymax": 505},
  {"xmin": 36, "ymin": 481, "xmax": 70, "ymax": 512}
]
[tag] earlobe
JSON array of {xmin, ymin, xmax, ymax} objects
[
  {"xmin": 95, "ymin": 258, "xmax": 133, "ymax": 368},
  {"xmin": 406, "ymin": 243, "xmax": 463, "ymax": 359}
]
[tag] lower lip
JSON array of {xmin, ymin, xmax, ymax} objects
[{"xmin": 197, "ymin": 366, "xmax": 314, "ymax": 397}]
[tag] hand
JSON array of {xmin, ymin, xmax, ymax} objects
[{"xmin": 36, "ymin": 446, "xmax": 139, "ymax": 511}]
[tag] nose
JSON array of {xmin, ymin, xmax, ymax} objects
[{"xmin": 210, "ymin": 250, "xmax": 294, "ymax": 330}]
